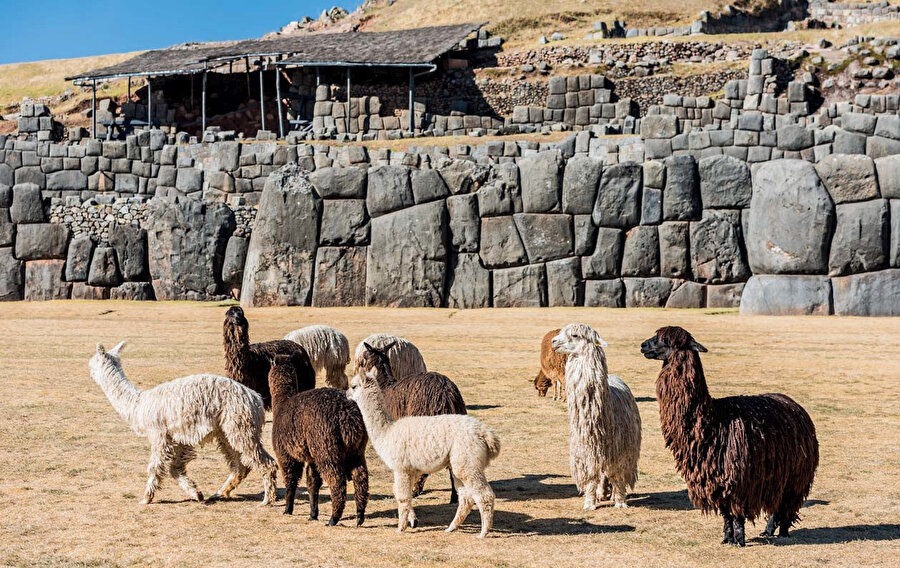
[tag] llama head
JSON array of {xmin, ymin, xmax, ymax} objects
[
  {"xmin": 268, "ymin": 353, "xmax": 301, "ymax": 396},
  {"xmin": 223, "ymin": 306, "xmax": 249, "ymax": 346},
  {"xmin": 533, "ymin": 373, "xmax": 552, "ymax": 397},
  {"xmin": 224, "ymin": 306, "xmax": 247, "ymax": 327},
  {"xmin": 641, "ymin": 326, "xmax": 707, "ymax": 361},
  {"xmin": 357, "ymin": 341, "xmax": 395, "ymax": 373},
  {"xmin": 552, "ymin": 323, "xmax": 608, "ymax": 356},
  {"xmin": 89, "ymin": 341, "xmax": 127, "ymax": 375}
]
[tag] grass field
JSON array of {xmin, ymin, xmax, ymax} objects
[{"xmin": 0, "ymin": 302, "xmax": 898, "ymax": 567}]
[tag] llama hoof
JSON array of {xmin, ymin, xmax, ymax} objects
[
  {"xmin": 283, "ymin": 509, "xmax": 293, "ymax": 516},
  {"xmin": 721, "ymin": 537, "xmax": 735, "ymax": 545},
  {"xmin": 195, "ymin": 492, "xmax": 204, "ymax": 503},
  {"xmin": 614, "ymin": 502, "xmax": 628, "ymax": 509},
  {"xmin": 139, "ymin": 498, "xmax": 151, "ymax": 505},
  {"xmin": 449, "ymin": 495, "xmax": 458, "ymax": 505},
  {"xmin": 308, "ymin": 515, "xmax": 318, "ymax": 521},
  {"xmin": 582, "ymin": 503, "xmax": 598, "ymax": 511},
  {"xmin": 356, "ymin": 514, "xmax": 365, "ymax": 527},
  {"xmin": 445, "ymin": 526, "xmax": 456, "ymax": 533},
  {"xmin": 326, "ymin": 518, "xmax": 338, "ymax": 527},
  {"xmin": 409, "ymin": 518, "xmax": 418, "ymax": 529}
]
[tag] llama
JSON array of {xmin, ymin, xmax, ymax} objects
[
  {"xmin": 353, "ymin": 333, "xmax": 426, "ymax": 379},
  {"xmin": 533, "ymin": 328, "xmax": 568, "ymax": 401},
  {"xmin": 268, "ymin": 353, "xmax": 369, "ymax": 526},
  {"xmin": 349, "ymin": 343, "xmax": 500, "ymax": 538},
  {"xmin": 284, "ymin": 325, "xmax": 351, "ymax": 389},
  {"xmin": 88, "ymin": 342, "xmax": 277, "ymax": 506},
  {"xmin": 223, "ymin": 306, "xmax": 315, "ymax": 409},
  {"xmin": 641, "ymin": 326, "xmax": 819, "ymax": 547},
  {"xmin": 356, "ymin": 343, "xmax": 467, "ymax": 504},
  {"xmin": 552, "ymin": 323, "xmax": 642, "ymax": 510}
]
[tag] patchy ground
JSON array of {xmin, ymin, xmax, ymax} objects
[{"xmin": 0, "ymin": 302, "xmax": 897, "ymax": 567}]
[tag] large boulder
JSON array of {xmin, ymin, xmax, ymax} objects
[
  {"xmin": 574, "ymin": 215, "xmax": 597, "ymax": 256},
  {"xmin": 891, "ymin": 200, "xmax": 900, "ymax": 268},
  {"xmin": 221, "ymin": 236, "xmax": 249, "ymax": 288},
  {"xmin": 366, "ymin": 165, "xmax": 413, "ymax": 217},
  {"xmin": 479, "ymin": 216, "xmax": 527, "ymax": 268},
  {"xmin": 698, "ymin": 155, "xmax": 751, "ymax": 208},
  {"xmin": 746, "ymin": 160, "xmax": 834, "ymax": 274},
  {"xmin": 446, "ymin": 194, "xmax": 480, "ymax": 252},
  {"xmin": 875, "ymin": 155, "xmax": 900, "ymax": 199},
  {"xmin": 663, "ymin": 155, "xmax": 701, "ymax": 221},
  {"xmin": 592, "ymin": 161, "xmax": 642, "ymax": 228},
  {"xmin": 24, "ymin": 259, "xmax": 70, "ymax": 301},
  {"xmin": 828, "ymin": 200, "xmax": 888, "ymax": 276},
  {"xmin": 621, "ymin": 226, "xmax": 659, "ymax": 276},
  {"xmin": 493, "ymin": 264, "xmax": 546, "ymax": 307},
  {"xmin": 659, "ymin": 221, "xmax": 690, "ymax": 278},
  {"xmin": 447, "ymin": 253, "xmax": 491, "ymax": 309},
  {"xmin": 814, "ymin": 154, "xmax": 879, "ymax": 204},
  {"xmin": 319, "ymin": 199, "xmax": 369, "ymax": 246},
  {"xmin": 10, "ymin": 183, "xmax": 44, "ymax": 224},
  {"xmin": 641, "ymin": 114, "xmax": 678, "ymax": 139},
  {"xmin": 666, "ymin": 280, "xmax": 706, "ymax": 309},
  {"xmin": 584, "ymin": 278, "xmax": 624, "ymax": 308},
  {"xmin": 690, "ymin": 210, "xmax": 749, "ymax": 283},
  {"xmin": 308, "ymin": 166, "xmax": 367, "ymax": 198},
  {"xmin": 0, "ymin": 208, "xmax": 13, "ymax": 247},
  {"xmin": 623, "ymin": 277, "xmax": 672, "ymax": 307},
  {"xmin": 477, "ymin": 179, "xmax": 522, "ymax": 216},
  {"xmin": 241, "ymin": 165, "xmax": 319, "ymax": 306},
  {"xmin": 437, "ymin": 158, "xmax": 479, "ymax": 195},
  {"xmin": 0, "ymin": 247, "xmax": 24, "ymax": 301},
  {"xmin": 562, "ymin": 155, "xmax": 601, "ymax": 214},
  {"xmin": 110, "ymin": 281, "xmax": 156, "ymax": 301},
  {"xmin": 410, "ymin": 169, "xmax": 450, "ymax": 204},
  {"xmin": 109, "ymin": 225, "xmax": 149, "ymax": 281},
  {"xmin": 739, "ymin": 275, "xmax": 832, "ymax": 315},
  {"xmin": 14, "ymin": 223, "xmax": 70, "ymax": 260},
  {"xmin": 366, "ymin": 200, "xmax": 447, "ymax": 307},
  {"xmin": 46, "ymin": 170, "xmax": 87, "ymax": 191},
  {"xmin": 706, "ymin": 283, "xmax": 745, "ymax": 308},
  {"xmin": 832, "ymin": 269, "xmax": 900, "ymax": 316},
  {"xmin": 519, "ymin": 151, "xmax": 562, "ymax": 213},
  {"xmin": 581, "ymin": 228, "xmax": 623, "ymax": 278},
  {"xmin": 513, "ymin": 213, "xmax": 573, "ymax": 263},
  {"xmin": 87, "ymin": 247, "xmax": 121, "ymax": 287},
  {"xmin": 311, "ymin": 246, "xmax": 366, "ymax": 307},
  {"xmin": 65, "ymin": 236, "xmax": 94, "ymax": 282},
  {"xmin": 546, "ymin": 257, "xmax": 583, "ymax": 307}
]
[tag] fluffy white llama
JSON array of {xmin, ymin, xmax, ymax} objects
[
  {"xmin": 348, "ymin": 351, "xmax": 501, "ymax": 538},
  {"xmin": 353, "ymin": 333, "xmax": 427, "ymax": 379},
  {"xmin": 552, "ymin": 324, "xmax": 642, "ymax": 509},
  {"xmin": 284, "ymin": 325, "xmax": 351, "ymax": 389},
  {"xmin": 88, "ymin": 342, "xmax": 277, "ymax": 505}
]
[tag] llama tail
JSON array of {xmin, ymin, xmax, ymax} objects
[{"xmin": 481, "ymin": 424, "xmax": 501, "ymax": 462}]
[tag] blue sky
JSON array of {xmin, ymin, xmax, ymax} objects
[{"xmin": 0, "ymin": 0, "xmax": 354, "ymax": 64}]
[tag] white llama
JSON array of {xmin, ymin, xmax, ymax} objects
[
  {"xmin": 348, "ymin": 344, "xmax": 500, "ymax": 538},
  {"xmin": 88, "ymin": 342, "xmax": 277, "ymax": 505},
  {"xmin": 284, "ymin": 324, "xmax": 351, "ymax": 389},
  {"xmin": 552, "ymin": 324, "xmax": 642, "ymax": 509},
  {"xmin": 353, "ymin": 333, "xmax": 427, "ymax": 379}
]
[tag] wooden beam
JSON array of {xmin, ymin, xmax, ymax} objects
[
  {"xmin": 259, "ymin": 61, "xmax": 266, "ymax": 132},
  {"xmin": 202, "ymin": 70, "xmax": 207, "ymax": 135},
  {"xmin": 275, "ymin": 57, "xmax": 284, "ymax": 138},
  {"xmin": 91, "ymin": 79, "xmax": 97, "ymax": 139}
]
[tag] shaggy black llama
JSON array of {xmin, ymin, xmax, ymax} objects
[
  {"xmin": 641, "ymin": 326, "xmax": 819, "ymax": 547},
  {"xmin": 357, "ymin": 343, "xmax": 467, "ymax": 504},
  {"xmin": 269, "ymin": 353, "xmax": 370, "ymax": 526},
  {"xmin": 223, "ymin": 306, "xmax": 314, "ymax": 409}
]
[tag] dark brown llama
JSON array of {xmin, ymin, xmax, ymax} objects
[
  {"xmin": 356, "ymin": 343, "xmax": 467, "ymax": 504},
  {"xmin": 641, "ymin": 326, "xmax": 819, "ymax": 547},
  {"xmin": 532, "ymin": 328, "xmax": 567, "ymax": 400},
  {"xmin": 269, "ymin": 353, "xmax": 369, "ymax": 526},
  {"xmin": 223, "ymin": 306, "xmax": 314, "ymax": 409}
]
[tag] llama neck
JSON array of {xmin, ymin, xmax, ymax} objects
[
  {"xmin": 93, "ymin": 360, "xmax": 141, "ymax": 428},
  {"xmin": 566, "ymin": 346, "xmax": 610, "ymax": 401},
  {"xmin": 657, "ymin": 350, "xmax": 712, "ymax": 448},
  {"xmin": 354, "ymin": 382, "xmax": 395, "ymax": 444},
  {"xmin": 224, "ymin": 323, "xmax": 251, "ymax": 379}
]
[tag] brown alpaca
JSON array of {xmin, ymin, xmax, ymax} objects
[
  {"xmin": 356, "ymin": 344, "xmax": 467, "ymax": 504},
  {"xmin": 532, "ymin": 328, "xmax": 567, "ymax": 401},
  {"xmin": 641, "ymin": 326, "xmax": 819, "ymax": 547},
  {"xmin": 223, "ymin": 306, "xmax": 314, "ymax": 409},
  {"xmin": 268, "ymin": 353, "xmax": 370, "ymax": 526}
]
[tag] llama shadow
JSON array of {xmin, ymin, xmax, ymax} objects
[
  {"xmin": 467, "ymin": 404, "xmax": 502, "ymax": 411},
  {"xmin": 628, "ymin": 489, "xmax": 694, "ymax": 511},
  {"xmin": 635, "ymin": 396, "xmax": 657, "ymax": 403},
  {"xmin": 492, "ymin": 473, "xmax": 576, "ymax": 501},
  {"xmin": 803, "ymin": 499, "xmax": 830, "ymax": 508},
  {"xmin": 767, "ymin": 524, "xmax": 900, "ymax": 546}
]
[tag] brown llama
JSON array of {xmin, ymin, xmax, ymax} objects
[
  {"xmin": 223, "ymin": 306, "xmax": 314, "ymax": 409},
  {"xmin": 641, "ymin": 326, "xmax": 819, "ymax": 547},
  {"xmin": 532, "ymin": 328, "xmax": 568, "ymax": 401},
  {"xmin": 268, "ymin": 353, "xmax": 370, "ymax": 526},
  {"xmin": 356, "ymin": 343, "xmax": 467, "ymax": 504}
]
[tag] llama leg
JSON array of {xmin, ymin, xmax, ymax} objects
[
  {"xmin": 733, "ymin": 516, "xmax": 746, "ymax": 547},
  {"xmin": 211, "ymin": 437, "xmax": 248, "ymax": 501},
  {"xmin": 582, "ymin": 479, "xmax": 598, "ymax": 510},
  {"xmin": 448, "ymin": 467, "xmax": 458, "ymax": 504},
  {"xmin": 598, "ymin": 473, "xmax": 611, "ymax": 501},
  {"xmin": 140, "ymin": 439, "xmax": 170, "ymax": 505},
  {"xmin": 613, "ymin": 480, "xmax": 629, "ymax": 509},
  {"xmin": 412, "ymin": 474, "xmax": 427, "ymax": 497},
  {"xmin": 446, "ymin": 476, "xmax": 474, "ymax": 533},
  {"xmin": 721, "ymin": 513, "xmax": 735, "ymax": 545},
  {"xmin": 169, "ymin": 445, "xmax": 203, "ymax": 502},
  {"xmin": 281, "ymin": 458, "xmax": 303, "ymax": 516},
  {"xmin": 774, "ymin": 491, "xmax": 802, "ymax": 538},
  {"xmin": 349, "ymin": 457, "xmax": 369, "ymax": 527},
  {"xmin": 229, "ymin": 429, "xmax": 277, "ymax": 506},
  {"xmin": 393, "ymin": 471, "xmax": 415, "ymax": 533},
  {"xmin": 320, "ymin": 465, "xmax": 347, "ymax": 526},
  {"xmin": 306, "ymin": 463, "xmax": 323, "ymax": 521},
  {"xmin": 469, "ymin": 475, "xmax": 495, "ymax": 538}
]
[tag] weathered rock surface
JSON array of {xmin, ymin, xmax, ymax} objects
[
  {"xmin": 71, "ymin": 282, "xmax": 110, "ymax": 300},
  {"xmin": 584, "ymin": 278, "xmax": 624, "ymax": 307},
  {"xmin": 513, "ymin": 213, "xmax": 573, "ymax": 263},
  {"xmin": 446, "ymin": 194, "xmax": 480, "ymax": 252},
  {"xmin": 109, "ymin": 225, "xmax": 148, "ymax": 281},
  {"xmin": 659, "ymin": 221, "xmax": 690, "ymax": 278},
  {"xmin": 24, "ymin": 259, "xmax": 70, "ymax": 301},
  {"xmin": 110, "ymin": 281, "xmax": 156, "ymax": 301},
  {"xmin": 366, "ymin": 200, "xmax": 447, "ymax": 307},
  {"xmin": 562, "ymin": 156, "xmax": 601, "ymax": 214},
  {"xmin": 592, "ymin": 161, "xmax": 642, "ymax": 228},
  {"xmin": 0, "ymin": 247, "xmax": 24, "ymax": 301},
  {"xmin": 698, "ymin": 155, "xmax": 751, "ymax": 208},
  {"xmin": 308, "ymin": 166, "xmax": 367, "ymax": 198},
  {"xmin": 581, "ymin": 228, "xmax": 622, "ymax": 278},
  {"xmin": 366, "ymin": 165, "xmax": 413, "ymax": 217},
  {"xmin": 621, "ymin": 226, "xmax": 659, "ymax": 276},
  {"xmin": 546, "ymin": 257, "xmax": 582, "ymax": 307},
  {"xmin": 828, "ymin": 200, "xmax": 888, "ymax": 276},
  {"xmin": 14, "ymin": 223, "xmax": 69, "ymax": 260},
  {"xmin": 87, "ymin": 247, "xmax": 121, "ymax": 287},
  {"xmin": 875, "ymin": 155, "xmax": 900, "ymax": 199},
  {"xmin": 706, "ymin": 283, "xmax": 745, "ymax": 308},
  {"xmin": 747, "ymin": 160, "xmax": 834, "ymax": 274},
  {"xmin": 319, "ymin": 199, "xmax": 369, "ymax": 246},
  {"xmin": 447, "ymin": 253, "xmax": 491, "ymax": 309},
  {"xmin": 739, "ymin": 275, "xmax": 832, "ymax": 315},
  {"xmin": 221, "ymin": 236, "xmax": 248, "ymax": 287},
  {"xmin": 411, "ymin": 168, "xmax": 450, "ymax": 204},
  {"xmin": 623, "ymin": 277, "xmax": 672, "ymax": 307},
  {"xmin": 815, "ymin": 154, "xmax": 879, "ymax": 204},
  {"xmin": 690, "ymin": 210, "xmax": 749, "ymax": 283},
  {"xmin": 312, "ymin": 246, "xmax": 367, "ymax": 307},
  {"xmin": 519, "ymin": 151, "xmax": 562, "ymax": 213},
  {"xmin": 666, "ymin": 280, "xmax": 706, "ymax": 308},
  {"xmin": 0, "ymin": 209, "xmax": 13, "ymax": 247},
  {"xmin": 479, "ymin": 216, "xmax": 527, "ymax": 268},
  {"xmin": 65, "ymin": 236, "xmax": 93, "ymax": 282},
  {"xmin": 493, "ymin": 264, "xmax": 546, "ymax": 307},
  {"xmin": 10, "ymin": 183, "xmax": 44, "ymax": 223},
  {"xmin": 832, "ymin": 269, "xmax": 900, "ymax": 316},
  {"xmin": 663, "ymin": 155, "xmax": 701, "ymax": 221}
]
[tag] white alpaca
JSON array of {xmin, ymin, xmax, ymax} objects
[
  {"xmin": 353, "ymin": 333, "xmax": 427, "ymax": 379},
  {"xmin": 88, "ymin": 342, "xmax": 277, "ymax": 506},
  {"xmin": 552, "ymin": 324, "xmax": 642, "ymax": 510},
  {"xmin": 348, "ymin": 348, "xmax": 500, "ymax": 538},
  {"xmin": 284, "ymin": 325, "xmax": 351, "ymax": 389}
]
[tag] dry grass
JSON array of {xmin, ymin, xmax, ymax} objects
[{"xmin": 0, "ymin": 302, "xmax": 898, "ymax": 567}]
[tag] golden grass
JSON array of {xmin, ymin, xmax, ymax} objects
[{"xmin": 0, "ymin": 302, "xmax": 898, "ymax": 566}]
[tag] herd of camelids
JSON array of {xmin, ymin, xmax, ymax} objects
[{"xmin": 88, "ymin": 306, "xmax": 819, "ymax": 545}]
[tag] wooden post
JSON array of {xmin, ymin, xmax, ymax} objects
[
  {"xmin": 316, "ymin": 66, "xmax": 320, "ymax": 86},
  {"xmin": 127, "ymin": 77, "xmax": 131, "ymax": 100},
  {"xmin": 245, "ymin": 56, "xmax": 251, "ymax": 98},
  {"xmin": 147, "ymin": 77, "xmax": 152, "ymax": 127},
  {"xmin": 275, "ymin": 58, "xmax": 284, "ymax": 138},
  {"xmin": 408, "ymin": 67, "xmax": 414, "ymax": 133},
  {"xmin": 202, "ymin": 70, "xmax": 207, "ymax": 134},
  {"xmin": 91, "ymin": 79, "xmax": 97, "ymax": 139},
  {"xmin": 346, "ymin": 67, "xmax": 351, "ymax": 135},
  {"xmin": 259, "ymin": 60, "xmax": 266, "ymax": 132}
]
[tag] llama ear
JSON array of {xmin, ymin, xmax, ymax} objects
[
  {"xmin": 96, "ymin": 343, "xmax": 106, "ymax": 355},
  {"xmin": 108, "ymin": 341, "xmax": 126, "ymax": 356},
  {"xmin": 690, "ymin": 339, "xmax": 708, "ymax": 353},
  {"xmin": 363, "ymin": 342, "xmax": 375, "ymax": 353},
  {"xmin": 383, "ymin": 341, "xmax": 397, "ymax": 353},
  {"xmin": 594, "ymin": 336, "xmax": 608, "ymax": 348}
]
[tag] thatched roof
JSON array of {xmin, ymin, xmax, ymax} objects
[{"xmin": 67, "ymin": 23, "xmax": 483, "ymax": 82}]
